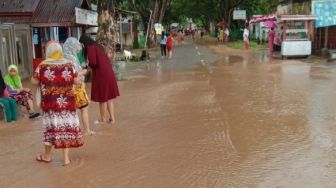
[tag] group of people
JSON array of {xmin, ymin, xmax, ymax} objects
[
  {"xmin": 160, "ymin": 31, "xmax": 175, "ymax": 59},
  {"xmin": 1, "ymin": 35, "xmax": 120, "ymax": 166},
  {"xmin": 217, "ymin": 27, "xmax": 230, "ymax": 43},
  {"xmin": 243, "ymin": 25, "xmax": 283, "ymax": 56},
  {"xmin": 1, "ymin": 65, "xmax": 40, "ymax": 122}
]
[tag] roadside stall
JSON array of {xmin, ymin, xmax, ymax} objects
[
  {"xmin": 279, "ymin": 15, "xmax": 316, "ymax": 58},
  {"xmin": 249, "ymin": 15, "xmax": 277, "ymax": 43}
]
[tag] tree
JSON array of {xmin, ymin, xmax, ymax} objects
[
  {"xmin": 128, "ymin": 0, "xmax": 172, "ymax": 47},
  {"xmin": 96, "ymin": 0, "xmax": 117, "ymax": 60}
]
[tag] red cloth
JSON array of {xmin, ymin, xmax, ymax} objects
[
  {"xmin": 268, "ymin": 31, "xmax": 275, "ymax": 53},
  {"xmin": 167, "ymin": 36, "xmax": 174, "ymax": 51},
  {"xmin": 2, "ymin": 89, "xmax": 9, "ymax": 98},
  {"xmin": 87, "ymin": 45, "xmax": 120, "ymax": 102}
]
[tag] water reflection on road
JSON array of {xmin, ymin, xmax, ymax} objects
[{"xmin": 1, "ymin": 42, "xmax": 336, "ymax": 188}]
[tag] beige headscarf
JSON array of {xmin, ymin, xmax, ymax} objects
[{"xmin": 45, "ymin": 41, "xmax": 65, "ymax": 62}]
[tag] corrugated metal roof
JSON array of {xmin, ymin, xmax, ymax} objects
[
  {"xmin": 0, "ymin": 0, "xmax": 39, "ymax": 13},
  {"xmin": 0, "ymin": 0, "xmax": 91, "ymax": 26}
]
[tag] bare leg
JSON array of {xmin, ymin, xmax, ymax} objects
[
  {"xmin": 44, "ymin": 145, "xmax": 52, "ymax": 160},
  {"xmin": 107, "ymin": 99, "xmax": 115, "ymax": 124},
  {"xmin": 27, "ymin": 99, "xmax": 35, "ymax": 114},
  {"xmin": 99, "ymin": 102, "xmax": 108, "ymax": 122},
  {"xmin": 81, "ymin": 107, "xmax": 95, "ymax": 135},
  {"xmin": 63, "ymin": 148, "xmax": 70, "ymax": 166},
  {"xmin": 36, "ymin": 145, "xmax": 52, "ymax": 162}
]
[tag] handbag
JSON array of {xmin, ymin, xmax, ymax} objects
[{"xmin": 73, "ymin": 84, "xmax": 89, "ymax": 109}]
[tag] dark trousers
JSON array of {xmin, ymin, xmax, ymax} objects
[{"xmin": 160, "ymin": 44, "xmax": 167, "ymax": 57}]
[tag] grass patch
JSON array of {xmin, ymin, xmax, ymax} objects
[{"xmin": 225, "ymin": 40, "xmax": 268, "ymax": 50}]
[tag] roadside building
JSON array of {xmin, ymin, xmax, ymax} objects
[
  {"xmin": 277, "ymin": 0, "xmax": 336, "ymax": 56},
  {"xmin": 0, "ymin": 0, "xmax": 96, "ymax": 78}
]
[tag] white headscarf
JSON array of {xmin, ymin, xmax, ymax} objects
[{"xmin": 63, "ymin": 37, "xmax": 82, "ymax": 72}]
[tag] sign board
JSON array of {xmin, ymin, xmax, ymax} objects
[
  {"xmin": 233, "ymin": 10, "xmax": 246, "ymax": 20},
  {"xmin": 117, "ymin": 16, "xmax": 130, "ymax": 24},
  {"xmin": 75, "ymin": 7, "xmax": 98, "ymax": 26},
  {"xmin": 312, "ymin": 0, "xmax": 336, "ymax": 28}
]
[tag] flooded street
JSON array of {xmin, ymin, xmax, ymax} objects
[{"xmin": 1, "ymin": 39, "xmax": 336, "ymax": 188}]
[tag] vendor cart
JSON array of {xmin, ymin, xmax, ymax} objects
[{"xmin": 279, "ymin": 15, "xmax": 317, "ymax": 58}]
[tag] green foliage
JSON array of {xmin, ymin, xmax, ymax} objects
[
  {"xmin": 225, "ymin": 40, "xmax": 268, "ymax": 50},
  {"xmin": 246, "ymin": 0, "xmax": 279, "ymax": 17},
  {"xmin": 132, "ymin": 40, "xmax": 140, "ymax": 49}
]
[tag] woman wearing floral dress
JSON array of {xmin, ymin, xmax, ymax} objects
[
  {"xmin": 32, "ymin": 41, "xmax": 84, "ymax": 166},
  {"xmin": 4, "ymin": 64, "xmax": 40, "ymax": 119}
]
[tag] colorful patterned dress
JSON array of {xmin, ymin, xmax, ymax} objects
[{"xmin": 34, "ymin": 63, "xmax": 83, "ymax": 149}]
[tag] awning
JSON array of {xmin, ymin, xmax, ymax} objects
[
  {"xmin": 279, "ymin": 15, "xmax": 317, "ymax": 21},
  {"xmin": 249, "ymin": 14, "xmax": 276, "ymax": 24}
]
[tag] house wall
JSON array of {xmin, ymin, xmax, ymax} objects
[{"xmin": 327, "ymin": 26, "xmax": 336, "ymax": 49}]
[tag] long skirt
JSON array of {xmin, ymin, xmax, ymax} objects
[
  {"xmin": 43, "ymin": 111, "xmax": 83, "ymax": 149},
  {"xmin": 11, "ymin": 91, "xmax": 33, "ymax": 110}
]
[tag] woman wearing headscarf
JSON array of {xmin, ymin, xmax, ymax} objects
[
  {"xmin": 31, "ymin": 41, "xmax": 84, "ymax": 166},
  {"xmin": 4, "ymin": 64, "xmax": 40, "ymax": 119},
  {"xmin": 0, "ymin": 69, "xmax": 17, "ymax": 123},
  {"xmin": 79, "ymin": 36, "xmax": 119, "ymax": 124},
  {"xmin": 63, "ymin": 37, "xmax": 95, "ymax": 136}
]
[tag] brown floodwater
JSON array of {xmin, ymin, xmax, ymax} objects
[{"xmin": 1, "ymin": 41, "xmax": 336, "ymax": 188}]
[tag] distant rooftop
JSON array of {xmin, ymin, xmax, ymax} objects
[
  {"xmin": 0, "ymin": 0, "xmax": 39, "ymax": 13},
  {"xmin": 0, "ymin": 0, "xmax": 91, "ymax": 26}
]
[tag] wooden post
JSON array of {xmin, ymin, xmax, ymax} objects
[
  {"xmin": 324, "ymin": 27, "xmax": 328, "ymax": 48},
  {"xmin": 67, "ymin": 27, "xmax": 72, "ymax": 37}
]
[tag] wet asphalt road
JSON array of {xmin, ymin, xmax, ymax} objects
[{"xmin": 1, "ymin": 38, "xmax": 336, "ymax": 188}]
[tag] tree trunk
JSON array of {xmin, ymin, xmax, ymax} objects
[
  {"xmin": 97, "ymin": 0, "xmax": 117, "ymax": 61},
  {"xmin": 133, "ymin": 20, "xmax": 139, "ymax": 48},
  {"xmin": 129, "ymin": 0, "xmax": 169, "ymax": 48}
]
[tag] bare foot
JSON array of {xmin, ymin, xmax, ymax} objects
[
  {"xmin": 63, "ymin": 160, "xmax": 71, "ymax": 167},
  {"xmin": 94, "ymin": 119, "xmax": 106, "ymax": 125},
  {"xmin": 108, "ymin": 118, "xmax": 116, "ymax": 124},
  {"xmin": 84, "ymin": 130, "xmax": 96, "ymax": 136},
  {"xmin": 36, "ymin": 154, "xmax": 52, "ymax": 163}
]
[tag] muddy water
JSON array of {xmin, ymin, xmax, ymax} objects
[{"xmin": 1, "ymin": 42, "xmax": 336, "ymax": 188}]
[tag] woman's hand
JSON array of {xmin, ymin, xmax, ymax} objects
[
  {"xmin": 31, "ymin": 77, "xmax": 39, "ymax": 85},
  {"xmin": 78, "ymin": 69, "xmax": 88, "ymax": 77},
  {"xmin": 23, "ymin": 88, "xmax": 31, "ymax": 92}
]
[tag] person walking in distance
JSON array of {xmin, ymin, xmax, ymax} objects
[
  {"xmin": 160, "ymin": 31, "xmax": 167, "ymax": 59},
  {"xmin": 243, "ymin": 26, "xmax": 250, "ymax": 49},
  {"xmin": 268, "ymin": 27, "xmax": 275, "ymax": 57},
  {"xmin": 79, "ymin": 36, "xmax": 120, "ymax": 124},
  {"xmin": 167, "ymin": 33, "xmax": 174, "ymax": 59}
]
